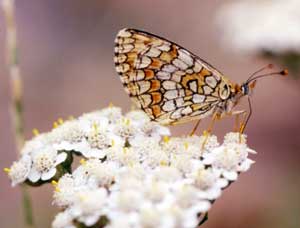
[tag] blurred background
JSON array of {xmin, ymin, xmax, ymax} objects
[{"xmin": 0, "ymin": 0, "xmax": 299, "ymax": 227}]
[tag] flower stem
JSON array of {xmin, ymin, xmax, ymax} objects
[
  {"xmin": 1, "ymin": 0, "xmax": 35, "ymax": 227},
  {"xmin": 22, "ymin": 185, "xmax": 34, "ymax": 227}
]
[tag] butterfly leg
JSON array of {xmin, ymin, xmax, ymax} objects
[
  {"xmin": 239, "ymin": 111, "xmax": 249, "ymax": 133},
  {"xmin": 228, "ymin": 110, "xmax": 247, "ymax": 132},
  {"xmin": 201, "ymin": 113, "xmax": 221, "ymax": 149},
  {"xmin": 189, "ymin": 119, "xmax": 202, "ymax": 136},
  {"xmin": 207, "ymin": 112, "xmax": 221, "ymax": 133},
  {"xmin": 227, "ymin": 110, "xmax": 248, "ymax": 143}
]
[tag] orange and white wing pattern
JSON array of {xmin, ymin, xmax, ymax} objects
[{"xmin": 114, "ymin": 28, "xmax": 227, "ymax": 125}]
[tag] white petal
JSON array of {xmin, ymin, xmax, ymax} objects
[
  {"xmin": 206, "ymin": 187, "xmax": 222, "ymax": 200},
  {"xmin": 202, "ymin": 156, "xmax": 214, "ymax": 165},
  {"xmin": 55, "ymin": 152, "xmax": 68, "ymax": 165},
  {"xmin": 81, "ymin": 214, "xmax": 100, "ymax": 226},
  {"xmin": 111, "ymin": 135, "xmax": 125, "ymax": 147},
  {"xmin": 216, "ymin": 178, "xmax": 229, "ymax": 188},
  {"xmin": 82, "ymin": 149, "xmax": 106, "ymax": 158},
  {"xmin": 238, "ymin": 159, "xmax": 255, "ymax": 172},
  {"xmin": 54, "ymin": 142, "xmax": 74, "ymax": 151},
  {"xmin": 28, "ymin": 168, "xmax": 41, "ymax": 182},
  {"xmin": 247, "ymin": 148, "xmax": 257, "ymax": 154},
  {"xmin": 223, "ymin": 171, "xmax": 238, "ymax": 181},
  {"xmin": 192, "ymin": 200, "xmax": 211, "ymax": 213},
  {"xmin": 157, "ymin": 126, "xmax": 171, "ymax": 136},
  {"xmin": 41, "ymin": 168, "xmax": 57, "ymax": 180}
]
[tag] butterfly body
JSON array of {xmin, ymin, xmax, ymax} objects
[{"xmin": 114, "ymin": 28, "xmax": 246, "ymax": 125}]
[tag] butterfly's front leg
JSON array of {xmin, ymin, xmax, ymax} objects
[
  {"xmin": 201, "ymin": 112, "xmax": 222, "ymax": 149},
  {"xmin": 227, "ymin": 110, "xmax": 248, "ymax": 143},
  {"xmin": 227, "ymin": 110, "xmax": 247, "ymax": 132},
  {"xmin": 189, "ymin": 119, "xmax": 202, "ymax": 136}
]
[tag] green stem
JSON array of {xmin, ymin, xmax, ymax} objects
[
  {"xmin": 22, "ymin": 185, "xmax": 34, "ymax": 228},
  {"xmin": 1, "ymin": 0, "xmax": 35, "ymax": 227}
]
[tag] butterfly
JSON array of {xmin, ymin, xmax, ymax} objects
[{"xmin": 114, "ymin": 28, "xmax": 287, "ymax": 132}]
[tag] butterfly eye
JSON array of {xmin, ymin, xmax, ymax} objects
[{"xmin": 241, "ymin": 84, "xmax": 249, "ymax": 95}]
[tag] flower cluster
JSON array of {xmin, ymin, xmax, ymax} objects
[{"xmin": 6, "ymin": 106, "xmax": 256, "ymax": 228}]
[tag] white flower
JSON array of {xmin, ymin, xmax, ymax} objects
[
  {"xmin": 141, "ymin": 121, "xmax": 171, "ymax": 139},
  {"xmin": 114, "ymin": 175, "xmax": 144, "ymax": 193},
  {"xmin": 157, "ymin": 204, "xmax": 205, "ymax": 228},
  {"xmin": 203, "ymin": 142, "xmax": 255, "ymax": 181},
  {"xmin": 80, "ymin": 110, "xmax": 110, "ymax": 128},
  {"xmin": 21, "ymin": 133, "xmax": 48, "ymax": 155},
  {"xmin": 70, "ymin": 188, "xmax": 108, "ymax": 226},
  {"xmin": 110, "ymin": 147, "xmax": 140, "ymax": 166},
  {"xmin": 162, "ymin": 137, "xmax": 187, "ymax": 155},
  {"xmin": 130, "ymin": 137, "xmax": 168, "ymax": 167},
  {"xmin": 115, "ymin": 164, "xmax": 147, "ymax": 185},
  {"xmin": 28, "ymin": 146, "xmax": 67, "ymax": 182},
  {"xmin": 189, "ymin": 166, "xmax": 227, "ymax": 200},
  {"xmin": 216, "ymin": 0, "xmax": 300, "ymax": 54},
  {"xmin": 110, "ymin": 189, "xmax": 145, "ymax": 212},
  {"xmin": 163, "ymin": 135, "xmax": 219, "ymax": 158},
  {"xmin": 72, "ymin": 165, "xmax": 99, "ymax": 189},
  {"xmin": 224, "ymin": 132, "xmax": 247, "ymax": 145},
  {"xmin": 174, "ymin": 185, "xmax": 200, "ymax": 208},
  {"xmin": 82, "ymin": 159, "xmax": 118, "ymax": 187},
  {"xmin": 6, "ymin": 105, "xmax": 257, "ymax": 228},
  {"xmin": 75, "ymin": 125, "xmax": 123, "ymax": 159},
  {"xmin": 143, "ymin": 180, "xmax": 170, "ymax": 203},
  {"xmin": 113, "ymin": 118, "xmax": 139, "ymax": 141},
  {"xmin": 87, "ymin": 128, "xmax": 112, "ymax": 149},
  {"xmin": 98, "ymin": 105, "xmax": 123, "ymax": 123},
  {"xmin": 125, "ymin": 110, "xmax": 150, "ymax": 125},
  {"xmin": 170, "ymin": 154, "xmax": 193, "ymax": 174},
  {"xmin": 51, "ymin": 120, "xmax": 85, "ymax": 148},
  {"xmin": 198, "ymin": 134, "xmax": 219, "ymax": 154},
  {"xmin": 52, "ymin": 210, "xmax": 75, "ymax": 228},
  {"xmin": 139, "ymin": 205, "xmax": 166, "ymax": 228},
  {"xmin": 53, "ymin": 174, "xmax": 78, "ymax": 207},
  {"xmin": 106, "ymin": 212, "xmax": 138, "ymax": 228},
  {"xmin": 7, "ymin": 154, "xmax": 32, "ymax": 186},
  {"xmin": 153, "ymin": 166, "xmax": 182, "ymax": 183}
]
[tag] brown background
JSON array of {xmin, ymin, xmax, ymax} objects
[{"xmin": 1, "ymin": 1, "xmax": 300, "ymax": 227}]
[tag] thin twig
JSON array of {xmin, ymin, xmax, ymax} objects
[
  {"xmin": 2, "ymin": 0, "xmax": 23, "ymax": 150},
  {"xmin": 1, "ymin": 0, "xmax": 35, "ymax": 227}
]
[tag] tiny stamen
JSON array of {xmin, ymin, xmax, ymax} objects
[
  {"xmin": 53, "ymin": 121, "xmax": 59, "ymax": 129},
  {"xmin": 58, "ymin": 118, "xmax": 64, "ymax": 125},
  {"xmin": 163, "ymin": 136, "xmax": 170, "ymax": 143},
  {"xmin": 80, "ymin": 159, "xmax": 86, "ymax": 165},
  {"xmin": 184, "ymin": 142, "xmax": 189, "ymax": 150},
  {"xmin": 32, "ymin": 128, "xmax": 39, "ymax": 136},
  {"xmin": 51, "ymin": 180, "xmax": 58, "ymax": 186},
  {"xmin": 4, "ymin": 168, "xmax": 11, "ymax": 173},
  {"xmin": 160, "ymin": 160, "xmax": 168, "ymax": 166}
]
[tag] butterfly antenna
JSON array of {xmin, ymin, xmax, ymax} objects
[
  {"xmin": 247, "ymin": 64, "xmax": 274, "ymax": 82},
  {"xmin": 246, "ymin": 69, "xmax": 288, "ymax": 84}
]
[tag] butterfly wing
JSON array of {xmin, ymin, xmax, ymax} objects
[{"xmin": 114, "ymin": 28, "xmax": 225, "ymax": 125}]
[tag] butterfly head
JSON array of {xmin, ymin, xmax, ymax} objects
[{"xmin": 239, "ymin": 80, "xmax": 257, "ymax": 96}]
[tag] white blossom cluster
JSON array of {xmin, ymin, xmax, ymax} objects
[
  {"xmin": 6, "ymin": 106, "xmax": 256, "ymax": 228},
  {"xmin": 216, "ymin": 0, "xmax": 300, "ymax": 54}
]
